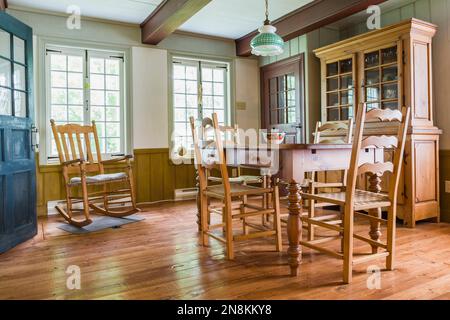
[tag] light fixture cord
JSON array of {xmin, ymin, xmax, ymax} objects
[{"xmin": 264, "ymin": 0, "xmax": 270, "ymax": 25}]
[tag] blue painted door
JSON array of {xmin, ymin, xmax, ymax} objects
[{"xmin": 0, "ymin": 11, "xmax": 36, "ymax": 253}]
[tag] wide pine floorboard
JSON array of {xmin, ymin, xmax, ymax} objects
[{"xmin": 0, "ymin": 200, "xmax": 449, "ymax": 300}]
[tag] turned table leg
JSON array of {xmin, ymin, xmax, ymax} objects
[
  {"xmin": 368, "ymin": 173, "xmax": 382, "ymax": 253},
  {"xmin": 196, "ymin": 169, "xmax": 202, "ymax": 232},
  {"xmin": 287, "ymin": 180, "xmax": 302, "ymax": 276}
]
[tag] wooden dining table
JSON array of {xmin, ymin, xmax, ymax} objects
[{"xmin": 224, "ymin": 143, "xmax": 384, "ymax": 276}]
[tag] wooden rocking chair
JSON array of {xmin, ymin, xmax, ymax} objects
[{"xmin": 50, "ymin": 120, "xmax": 140, "ymax": 227}]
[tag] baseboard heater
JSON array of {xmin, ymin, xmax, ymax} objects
[{"xmin": 174, "ymin": 188, "xmax": 198, "ymax": 201}]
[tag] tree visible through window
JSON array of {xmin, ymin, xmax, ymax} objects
[{"xmin": 46, "ymin": 46, "xmax": 125, "ymax": 159}]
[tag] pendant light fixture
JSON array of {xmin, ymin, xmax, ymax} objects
[{"xmin": 250, "ymin": 0, "xmax": 284, "ymax": 57}]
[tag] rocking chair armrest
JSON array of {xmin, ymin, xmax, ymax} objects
[
  {"xmin": 101, "ymin": 154, "xmax": 133, "ymax": 164},
  {"xmin": 62, "ymin": 158, "xmax": 85, "ymax": 166}
]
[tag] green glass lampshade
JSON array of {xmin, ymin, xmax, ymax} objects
[{"xmin": 250, "ymin": 25, "xmax": 284, "ymax": 57}]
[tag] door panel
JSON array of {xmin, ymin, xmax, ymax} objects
[
  {"xmin": 261, "ymin": 55, "xmax": 305, "ymax": 144},
  {"xmin": 0, "ymin": 11, "xmax": 36, "ymax": 254}
]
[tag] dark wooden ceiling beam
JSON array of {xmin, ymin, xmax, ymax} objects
[
  {"xmin": 141, "ymin": 0, "xmax": 212, "ymax": 45},
  {"xmin": 236, "ymin": 0, "xmax": 388, "ymax": 57},
  {"xmin": 0, "ymin": 0, "xmax": 8, "ymax": 11}
]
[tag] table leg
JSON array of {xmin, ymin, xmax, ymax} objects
[
  {"xmin": 287, "ymin": 180, "xmax": 302, "ymax": 276},
  {"xmin": 368, "ymin": 173, "xmax": 382, "ymax": 254},
  {"xmin": 196, "ymin": 169, "xmax": 202, "ymax": 232}
]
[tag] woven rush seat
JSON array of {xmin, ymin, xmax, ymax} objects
[
  {"xmin": 303, "ymin": 189, "xmax": 391, "ymax": 211},
  {"xmin": 206, "ymin": 184, "xmax": 271, "ymax": 198},
  {"xmin": 70, "ymin": 172, "xmax": 128, "ymax": 185},
  {"xmin": 208, "ymin": 175, "xmax": 262, "ymax": 184}
]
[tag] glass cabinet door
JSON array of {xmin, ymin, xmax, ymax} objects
[
  {"xmin": 363, "ymin": 46, "xmax": 400, "ymax": 110},
  {"xmin": 325, "ymin": 56, "xmax": 355, "ymax": 121}
]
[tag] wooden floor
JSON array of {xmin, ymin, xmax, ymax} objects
[{"xmin": 0, "ymin": 200, "xmax": 449, "ymax": 300}]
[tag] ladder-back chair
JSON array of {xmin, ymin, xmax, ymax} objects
[
  {"xmin": 190, "ymin": 114, "xmax": 282, "ymax": 260},
  {"xmin": 300, "ymin": 104, "xmax": 410, "ymax": 283},
  {"xmin": 50, "ymin": 120, "xmax": 140, "ymax": 227},
  {"xmin": 303, "ymin": 118, "xmax": 353, "ymax": 240}
]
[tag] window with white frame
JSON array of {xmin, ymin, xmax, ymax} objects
[
  {"xmin": 45, "ymin": 45, "xmax": 125, "ymax": 159},
  {"xmin": 172, "ymin": 57, "xmax": 229, "ymax": 151}
]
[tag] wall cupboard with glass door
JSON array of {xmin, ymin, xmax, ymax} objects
[{"xmin": 314, "ymin": 19, "xmax": 441, "ymax": 227}]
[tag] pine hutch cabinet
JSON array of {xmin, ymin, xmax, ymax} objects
[{"xmin": 314, "ymin": 19, "xmax": 441, "ymax": 227}]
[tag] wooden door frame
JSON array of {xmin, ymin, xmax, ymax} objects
[{"xmin": 260, "ymin": 54, "xmax": 306, "ymax": 142}]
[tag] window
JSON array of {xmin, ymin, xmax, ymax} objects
[
  {"xmin": 45, "ymin": 45, "xmax": 125, "ymax": 159},
  {"xmin": 0, "ymin": 29, "xmax": 28, "ymax": 117},
  {"xmin": 172, "ymin": 58, "xmax": 229, "ymax": 151}
]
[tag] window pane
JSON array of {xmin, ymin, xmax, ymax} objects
[
  {"xmin": 90, "ymin": 58, "xmax": 104, "ymax": 73},
  {"xmin": 174, "ymin": 80, "xmax": 185, "ymax": 94},
  {"xmin": 51, "ymin": 71, "xmax": 66, "ymax": 88},
  {"xmin": 0, "ymin": 30, "xmax": 10, "ymax": 59},
  {"xmin": 68, "ymin": 105, "xmax": 83, "ymax": 122},
  {"xmin": 68, "ymin": 72, "xmax": 83, "ymax": 88},
  {"xmin": 106, "ymin": 75, "xmax": 119, "ymax": 90},
  {"xmin": 105, "ymin": 59, "xmax": 120, "ymax": 75},
  {"xmin": 91, "ymin": 106, "xmax": 105, "ymax": 121},
  {"xmin": 51, "ymin": 88, "xmax": 67, "ymax": 104},
  {"xmin": 13, "ymin": 36, "xmax": 25, "ymax": 64},
  {"xmin": 186, "ymin": 95, "xmax": 197, "ymax": 108},
  {"xmin": 68, "ymin": 89, "xmax": 83, "ymax": 105},
  {"xmin": 0, "ymin": 58, "xmax": 11, "ymax": 87},
  {"xmin": 90, "ymin": 90, "xmax": 104, "ymax": 105},
  {"xmin": 13, "ymin": 64, "xmax": 26, "ymax": 90},
  {"xmin": 14, "ymin": 90, "xmax": 26, "ymax": 117},
  {"xmin": 51, "ymin": 55, "xmax": 67, "ymax": 71},
  {"xmin": 213, "ymin": 69, "xmax": 224, "ymax": 82},
  {"xmin": 0, "ymin": 87, "xmax": 12, "ymax": 115},
  {"xmin": 213, "ymin": 83, "xmax": 224, "ymax": 96},
  {"xmin": 174, "ymin": 108, "xmax": 186, "ymax": 122},
  {"xmin": 105, "ymin": 107, "xmax": 120, "ymax": 121},
  {"xmin": 186, "ymin": 108, "xmax": 197, "ymax": 119},
  {"xmin": 203, "ymin": 95, "xmax": 213, "ymax": 108},
  {"xmin": 203, "ymin": 82, "xmax": 212, "ymax": 95},
  {"xmin": 96, "ymin": 122, "xmax": 105, "ymax": 137},
  {"xmin": 216, "ymin": 110, "xmax": 225, "ymax": 123},
  {"xmin": 202, "ymin": 68, "xmax": 212, "ymax": 81},
  {"xmin": 106, "ymin": 122, "xmax": 120, "ymax": 137},
  {"xmin": 186, "ymin": 66, "xmax": 197, "ymax": 80},
  {"xmin": 51, "ymin": 105, "xmax": 67, "ymax": 121},
  {"xmin": 68, "ymin": 56, "xmax": 83, "ymax": 72},
  {"xmin": 174, "ymin": 94, "xmax": 185, "ymax": 108},
  {"xmin": 90, "ymin": 74, "xmax": 105, "ymax": 89},
  {"xmin": 106, "ymin": 138, "xmax": 120, "ymax": 153},
  {"xmin": 186, "ymin": 81, "xmax": 197, "ymax": 94},
  {"xmin": 214, "ymin": 96, "xmax": 224, "ymax": 109},
  {"xmin": 106, "ymin": 91, "xmax": 119, "ymax": 106},
  {"xmin": 173, "ymin": 65, "xmax": 185, "ymax": 79}
]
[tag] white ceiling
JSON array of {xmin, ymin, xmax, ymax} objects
[
  {"xmin": 8, "ymin": 0, "xmax": 314, "ymax": 39},
  {"xmin": 179, "ymin": 0, "xmax": 314, "ymax": 39},
  {"xmin": 8, "ymin": 0, "xmax": 164, "ymax": 24}
]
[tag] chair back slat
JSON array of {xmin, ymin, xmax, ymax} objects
[
  {"xmin": 314, "ymin": 119, "xmax": 353, "ymax": 144},
  {"xmin": 345, "ymin": 104, "xmax": 411, "ymax": 206},
  {"xmin": 361, "ymin": 135, "xmax": 398, "ymax": 149},
  {"xmin": 358, "ymin": 162, "xmax": 394, "ymax": 176},
  {"xmin": 365, "ymin": 108, "xmax": 403, "ymax": 122},
  {"xmin": 60, "ymin": 132, "xmax": 70, "ymax": 161}
]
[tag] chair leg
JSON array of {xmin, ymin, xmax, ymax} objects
[
  {"xmin": 386, "ymin": 206, "xmax": 396, "ymax": 271},
  {"xmin": 273, "ymin": 185, "xmax": 282, "ymax": 252},
  {"xmin": 339, "ymin": 205, "xmax": 344, "ymax": 253},
  {"xmin": 242, "ymin": 196, "xmax": 249, "ymax": 235},
  {"xmin": 200, "ymin": 192, "xmax": 209, "ymax": 247},
  {"xmin": 342, "ymin": 206, "xmax": 354, "ymax": 284},
  {"xmin": 224, "ymin": 198, "xmax": 234, "ymax": 260},
  {"xmin": 80, "ymin": 173, "xmax": 91, "ymax": 222}
]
